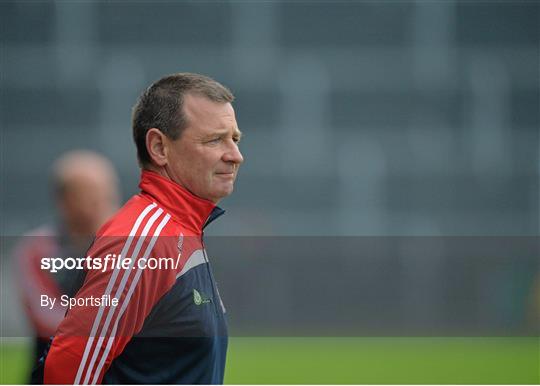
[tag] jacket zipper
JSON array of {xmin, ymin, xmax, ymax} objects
[{"xmin": 201, "ymin": 233, "xmax": 221, "ymax": 315}]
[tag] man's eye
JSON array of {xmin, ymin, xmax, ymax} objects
[{"xmin": 207, "ymin": 138, "xmax": 221, "ymax": 144}]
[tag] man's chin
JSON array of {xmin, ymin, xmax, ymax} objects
[{"xmin": 212, "ymin": 185, "xmax": 234, "ymax": 202}]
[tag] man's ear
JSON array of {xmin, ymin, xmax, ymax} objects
[{"xmin": 146, "ymin": 128, "xmax": 168, "ymax": 167}]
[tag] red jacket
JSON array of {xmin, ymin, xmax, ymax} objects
[{"xmin": 44, "ymin": 170, "xmax": 228, "ymax": 384}]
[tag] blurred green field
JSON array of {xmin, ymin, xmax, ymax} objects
[{"xmin": 1, "ymin": 337, "xmax": 538, "ymax": 384}]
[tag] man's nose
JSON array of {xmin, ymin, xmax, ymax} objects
[{"xmin": 224, "ymin": 142, "xmax": 244, "ymax": 165}]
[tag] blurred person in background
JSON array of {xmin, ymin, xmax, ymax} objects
[
  {"xmin": 39, "ymin": 73, "xmax": 243, "ymax": 384},
  {"xmin": 14, "ymin": 150, "xmax": 120, "ymax": 374}
]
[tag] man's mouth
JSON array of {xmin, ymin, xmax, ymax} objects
[{"xmin": 215, "ymin": 172, "xmax": 235, "ymax": 178}]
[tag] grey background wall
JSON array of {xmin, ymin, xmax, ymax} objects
[{"xmin": 1, "ymin": 1, "xmax": 538, "ymax": 336}]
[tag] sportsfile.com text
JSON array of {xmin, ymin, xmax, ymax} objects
[{"xmin": 40, "ymin": 254, "xmax": 181, "ymax": 273}]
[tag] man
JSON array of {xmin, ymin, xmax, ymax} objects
[
  {"xmin": 15, "ymin": 150, "xmax": 120, "ymax": 369},
  {"xmin": 41, "ymin": 73, "xmax": 243, "ymax": 384}
]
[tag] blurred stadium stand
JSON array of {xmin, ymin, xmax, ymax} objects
[{"xmin": 1, "ymin": 1, "xmax": 538, "ymax": 336}]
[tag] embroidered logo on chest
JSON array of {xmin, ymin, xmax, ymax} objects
[{"xmin": 193, "ymin": 289, "xmax": 212, "ymax": 305}]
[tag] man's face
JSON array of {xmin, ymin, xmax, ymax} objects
[{"xmin": 164, "ymin": 93, "xmax": 244, "ymax": 203}]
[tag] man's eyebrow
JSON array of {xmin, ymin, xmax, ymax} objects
[
  {"xmin": 201, "ymin": 128, "xmax": 242, "ymax": 139},
  {"xmin": 211, "ymin": 128, "xmax": 242, "ymax": 136}
]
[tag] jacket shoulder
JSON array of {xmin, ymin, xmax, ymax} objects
[
  {"xmin": 95, "ymin": 195, "xmax": 183, "ymax": 247},
  {"xmin": 97, "ymin": 195, "xmax": 172, "ymax": 237}
]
